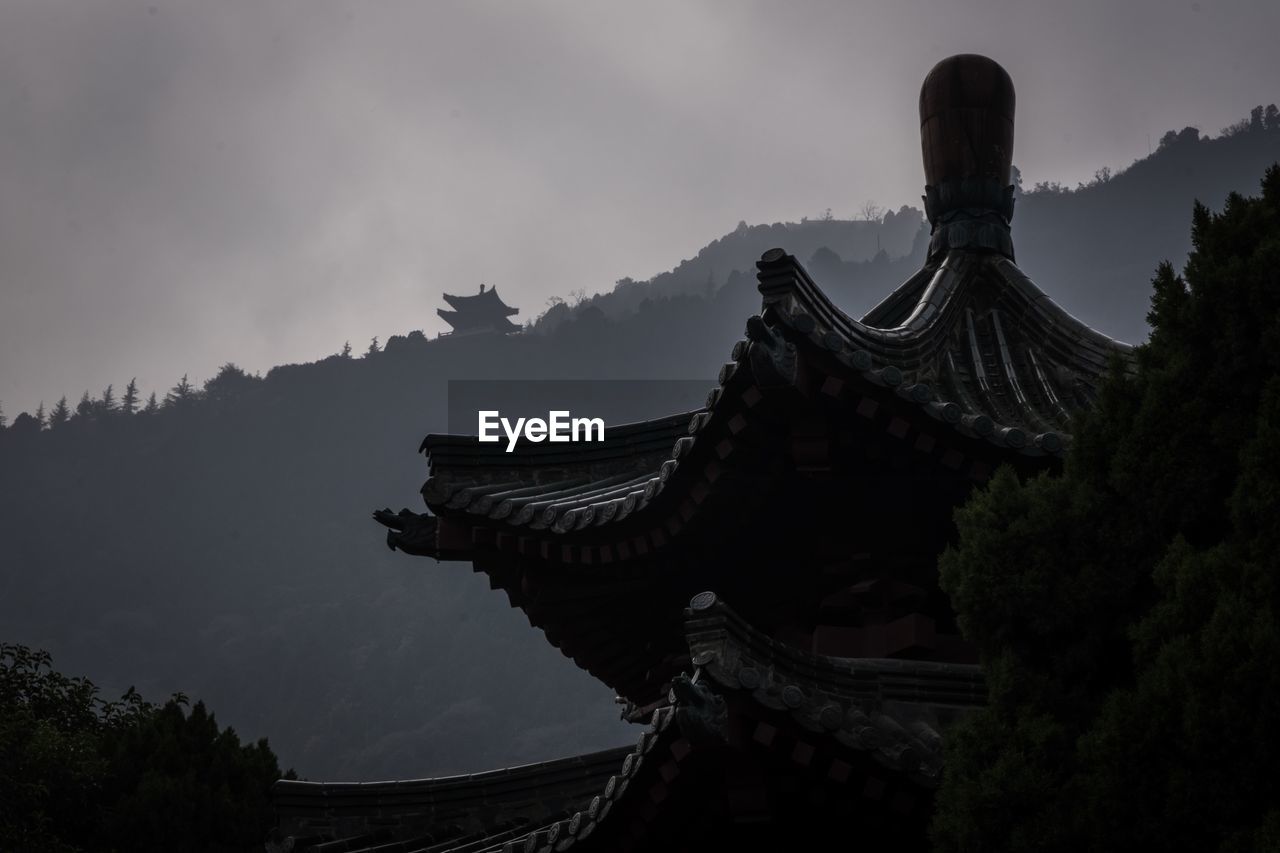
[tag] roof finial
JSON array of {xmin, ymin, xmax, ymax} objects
[{"xmin": 919, "ymin": 54, "xmax": 1017, "ymax": 259}]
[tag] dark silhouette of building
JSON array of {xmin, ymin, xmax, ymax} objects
[
  {"xmin": 438, "ymin": 284, "xmax": 521, "ymax": 335},
  {"xmin": 272, "ymin": 55, "xmax": 1131, "ymax": 852}
]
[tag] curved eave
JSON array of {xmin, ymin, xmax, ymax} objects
[
  {"xmin": 273, "ymin": 744, "xmax": 630, "ymax": 811},
  {"xmin": 755, "ymin": 247, "xmax": 1133, "ymax": 449},
  {"xmin": 442, "ymin": 288, "xmax": 519, "ymax": 314},
  {"xmin": 437, "ymin": 308, "xmax": 522, "ymax": 334},
  {"xmin": 762, "ymin": 247, "xmax": 1133, "ymax": 363},
  {"xmin": 272, "ymin": 745, "xmax": 634, "ymax": 852},
  {"xmin": 683, "ymin": 592, "xmax": 984, "ymax": 789}
]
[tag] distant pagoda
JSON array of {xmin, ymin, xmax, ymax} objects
[{"xmin": 437, "ymin": 284, "xmax": 520, "ymax": 335}]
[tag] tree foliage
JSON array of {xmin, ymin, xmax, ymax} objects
[
  {"xmin": 122, "ymin": 379, "xmax": 140, "ymax": 417},
  {"xmin": 933, "ymin": 166, "xmax": 1280, "ymax": 852},
  {"xmin": 75, "ymin": 392, "xmax": 93, "ymax": 420},
  {"xmin": 164, "ymin": 374, "xmax": 197, "ymax": 410},
  {"xmin": 203, "ymin": 363, "xmax": 260, "ymax": 405},
  {"xmin": 0, "ymin": 644, "xmax": 290, "ymax": 852},
  {"xmin": 49, "ymin": 397, "xmax": 70, "ymax": 428}
]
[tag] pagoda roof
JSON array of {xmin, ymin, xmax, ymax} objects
[
  {"xmin": 381, "ymin": 245, "xmax": 1131, "ymax": 554},
  {"xmin": 441, "ymin": 286, "xmax": 519, "ymax": 316},
  {"xmin": 436, "ymin": 308, "xmax": 522, "ymax": 333}
]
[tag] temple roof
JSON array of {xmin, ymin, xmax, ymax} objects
[
  {"xmin": 441, "ymin": 286, "xmax": 519, "ymax": 316},
  {"xmin": 438, "ymin": 285, "xmax": 521, "ymax": 334},
  {"xmin": 381, "ymin": 245, "xmax": 1131, "ymax": 556}
]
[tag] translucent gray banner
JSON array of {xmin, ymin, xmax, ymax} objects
[{"xmin": 445, "ymin": 379, "xmax": 713, "ymax": 436}]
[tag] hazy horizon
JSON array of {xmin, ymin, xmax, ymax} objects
[{"xmin": 3, "ymin": 0, "xmax": 1279, "ymax": 415}]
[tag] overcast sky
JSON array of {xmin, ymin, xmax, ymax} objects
[{"xmin": 1, "ymin": 0, "xmax": 1277, "ymax": 415}]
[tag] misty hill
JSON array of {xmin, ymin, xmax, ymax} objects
[
  {"xmin": 1, "ymin": 107, "xmax": 1277, "ymax": 782},
  {"xmin": 1014, "ymin": 118, "xmax": 1280, "ymax": 343},
  {"xmin": 540, "ymin": 109, "xmax": 1280, "ymax": 348},
  {"xmin": 535, "ymin": 206, "xmax": 925, "ymax": 331}
]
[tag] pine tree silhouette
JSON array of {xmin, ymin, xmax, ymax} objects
[
  {"xmin": 122, "ymin": 379, "xmax": 140, "ymax": 416},
  {"xmin": 164, "ymin": 375, "xmax": 195, "ymax": 409},
  {"xmin": 49, "ymin": 397, "xmax": 70, "ymax": 428}
]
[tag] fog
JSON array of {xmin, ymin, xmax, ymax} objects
[{"xmin": 2, "ymin": 0, "xmax": 1278, "ymax": 414}]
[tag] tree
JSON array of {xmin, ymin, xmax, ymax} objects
[
  {"xmin": 163, "ymin": 375, "xmax": 196, "ymax": 409},
  {"xmin": 99, "ymin": 383, "xmax": 117, "ymax": 416},
  {"xmin": 203, "ymin": 363, "xmax": 259, "ymax": 404},
  {"xmin": 75, "ymin": 391, "xmax": 93, "ymax": 420},
  {"xmin": 142, "ymin": 392, "xmax": 159, "ymax": 415},
  {"xmin": 49, "ymin": 396, "xmax": 70, "ymax": 428},
  {"xmin": 99, "ymin": 698, "xmax": 290, "ymax": 852},
  {"xmin": 121, "ymin": 378, "xmax": 140, "ymax": 416},
  {"xmin": 857, "ymin": 200, "xmax": 884, "ymax": 222},
  {"xmin": 365, "ymin": 337, "xmax": 379, "ymax": 357},
  {"xmin": 340, "ymin": 340, "xmax": 352, "ymax": 359},
  {"xmin": 1222, "ymin": 117, "xmax": 1252, "ymax": 137},
  {"xmin": 1266, "ymin": 104, "xmax": 1279, "ymax": 132},
  {"xmin": 7, "ymin": 411, "xmax": 41, "ymax": 437},
  {"xmin": 0, "ymin": 643, "xmax": 156, "ymax": 848},
  {"xmin": 34, "ymin": 402, "xmax": 45, "ymax": 430},
  {"xmin": 0, "ymin": 401, "xmax": 5, "ymax": 429},
  {"xmin": 932, "ymin": 167, "xmax": 1280, "ymax": 852},
  {"xmin": 1157, "ymin": 126, "xmax": 1200, "ymax": 150}
]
